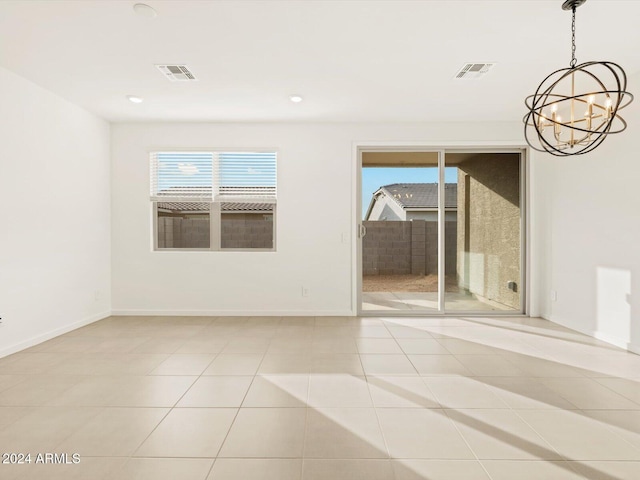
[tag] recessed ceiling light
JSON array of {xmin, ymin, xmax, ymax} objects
[
  {"xmin": 133, "ymin": 3, "xmax": 157, "ymax": 18},
  {"xmin": 126, "ymin": 95, "xmax": 144, "ymax": 104},
  {"xmin": 289, "ymin": 95, "xmax": 303, "ymax": 103}
]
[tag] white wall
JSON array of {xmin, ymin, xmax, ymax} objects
[
  {"xmin": 0, "ymin": 66, "xmax": 111, "ymax": 357},
  {"xmin": 111, "ymin": 122, "xmax": 528, "ymax": 316},
  {"xmin": 535, "ymin": 71, "xmax": 640, "ymax": 354}
]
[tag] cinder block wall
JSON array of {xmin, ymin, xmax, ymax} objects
[
  {"xmin": 221, "ymin": 213, "xmax": 273, "ymax": 249},
  {"xmin": 157, "ymin": 214, "xmax": 273, "ymax": 249},
  {"xmin": 158, "ymin": 216, "xmax": 210, "ymax": 248},
  {"xmin": 363, "ymin": 220, "xmax": 456, "ymax": 276}
]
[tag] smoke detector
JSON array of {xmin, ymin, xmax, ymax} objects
[
  {"xmin": 454, "ymin": 63, "xmax": 495, "ymax": 80},
  {"xmin": 155, "ymin": 65, "xmax": 197, "ymax": 82}
]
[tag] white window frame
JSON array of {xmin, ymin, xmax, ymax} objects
[{"xmin": 150, "ymin": 150, "xmax": 277, "ymax": 252}]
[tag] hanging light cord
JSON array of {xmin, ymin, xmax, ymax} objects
[{"xmin": 570, "ymin": 5, "xmax": 577, "ymax": 68}]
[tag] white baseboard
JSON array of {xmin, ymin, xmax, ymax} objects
[
  {"xmin": 542, "ymin": 313, "xmax": 640, "ymax": 356},
  {"xmin": 110, "ymin": 309, "xmax": 355, "ymax": 317},
  {"xmin": 0, "ymin": 310, "xmax": 111, "ymax": 359}
]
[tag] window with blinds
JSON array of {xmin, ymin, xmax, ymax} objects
[{"xmin": 150, "ymin": 151, "xmax": 277, "ymax": 251}]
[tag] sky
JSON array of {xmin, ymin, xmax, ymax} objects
[{"xmin": 362, "ymin": 167, "xmax": 458, "ymax": 219}]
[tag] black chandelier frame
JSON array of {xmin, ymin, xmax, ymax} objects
[{"xmin": 523, "ymin": 0, "xmax": 633, "ymax": 157}]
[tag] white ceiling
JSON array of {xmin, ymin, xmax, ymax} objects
[{"xmin": 0, "ymin": 0, "xmax": 638, "ymax": 123}]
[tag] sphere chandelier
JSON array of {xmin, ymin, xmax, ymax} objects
[{"xmin": 523, "ymin": 0, "xmax": 633, "ymax": 156}]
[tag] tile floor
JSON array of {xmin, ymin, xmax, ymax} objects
[
  {"xmin": 362, "ymin": 292, "xmax": 513, "ymax": 312},
  {"xmin": 0, "ymin": 315, "xmax": 639, "ymax": 479}
]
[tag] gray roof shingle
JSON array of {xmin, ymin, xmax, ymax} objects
[{"xmin": 381, "ymin": 183, "xmax": 457, "ymax": 209}]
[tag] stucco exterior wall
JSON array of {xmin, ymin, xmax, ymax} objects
[{"xmin": 456, "ymin": 153, "xmax": 521, "ymax": 309}]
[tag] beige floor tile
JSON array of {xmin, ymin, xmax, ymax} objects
[
  {"xmin": 303, "ymin": 459, "xmax": 393, "ymax": 480},
  {"xmin": 117, "ymin": 458, "xmax": 213, "ymax": 480},
  {"xmin": 219, "ymin": 408, "xmax": 306, "ymax": 458},
  {"xmin": 242, "ymin": 375, "xmax": 309, "ymax": 407},
  {"xmin": 435, "ymin": 339, "xmax": 503, "ymax": 355},
  {"xmin": 308, "ymin": 375, "xmax": 371, "ymax": 407},
  {"xmin": 49, "ymin": 375, "xmax": 196, "ymax": 407},
  {"xmin": 150, "ymin": 354, "xmax": 216, "ymax": 375},
  {"xmin": 387, "ymin": 326, "xmax": 434, "ymax": 339},
  {"xmin": 314, "ymin": 326, "xmax": 357, "ymax": 339},
  {"xmin": 10, "ymin": 456, "xmax": 128, "ymax": 480},
  {"xmin": 352, "ymin": 326, "xmax": 393, "ymax": 338},
  {"xmin": 177, "ymin": 376, "xmax": 253, "ymax": 407},
  {"xmin": 209, "ymin": 459, "xmax": 301, "ymax": 480},
  {"xmin": 57, "ymin": 407, "xmax": 169, "ymax": 456},
  {"xmin": 135, "ymin": 408, "xmax": 236, "ymax": 458},
  {"xmin": 222, "ymin": 337, "xmax": 271, "ymax": 354},
  {"xmin": 0, "ymin": 353, "xmax": 68, "ymax": 374},
  {"xmin": 310, "ymin": 338, "xmax": 358, "ymax": 354},
  {"xmin": 579, "ymin": 410, "xmax": 640, "ymax": 451},
  {"xmin": 131, "ymin": 338, "xmax": 186, "ymax": 354},
  {"xmin": 175, "ymin": 337, "xmax": 229, "ymax": 354},
  {"xmin": 258, "ymin": 354, "xmax": 311, "ymax": 374},
  {"xmin": 304, "ymin": 408, "xmax": 387, "ymax": 458},
  {"xmin": 396, "ymin": 339, "xmax": 450, "ymax": 355},
  {"xmin": 203, "ymin": 354, "xmax": 263, "ymax": 375},
  {"xmin": 0, "ymin": 406, "xmax": 102, "ymax": 453},
  {"xmin": 594, "ymin": 378, "xmax": 640, "ymax": 404},
  {"xmin": 367, "ymin": 376, "xmax": 439, "ymax": 408},
  {"xmin": 0, "ymin": 406, "xmax": 34, "ymax": 429},
  {"xmin": 481, "ymin": 460, "xmax": 585, "ymax": 480},
  {"xmin": 392, "ymin": 459, "xmax": 491, "ymax": 480},
  {"xmin": 447, "ymin": 409, "xmax": 561, "ymax": 460},
  {"xmin": 268, "ymin": 337, "xmax": 313, "ymax": 354},
  {"xmin": 0, "ymin": 375, "xmax": 85, "ymax": 406},
  {"xmin": 516, "ymin": 410, "xmax": 640, "ymax": 460},
  {"xmin": 569, "ymin": 461, "xmax": 640, "ymax": 480},
  {"xmin": 454, "ymin": 355, "xmax": 528, "ymax": 377},
  {"xmin": 310, "ymin": 354, "xmax": 364, "ymax": 375},
  {"xmin": 500, "ymin": 353, "xmax": 588, "ymax": 377},
  {"xmin": 3, "ymin": 314, "xmax": 640, "ymax": 474},
  {"xmin": 356, "ymin": 339, "xmax": 402, "ymax": 354},
  {"xmin": 0, "ymin": 375, "xmax": 26, "ymax": 393},
  {"xmin": 28, "ymin": 336, "xmax": 102, "ymax": 353},
  {"xmin": 482, "ymin": 377, "xmax": 579, "ymax": 410},
  {"xmin": 566, "ymin": 353, "xmax": 640, "ymax": 380},
  {"xmin": 538, "ymin": 377, "xmax": 640, "ymax": 410},
  {"xmin": 377, "ymin": 408, "xmax": 474, "ymax": 459},
  {"xmin": 408, "ymin": 355, "xmax": 472, "ymax": 376},
  {"xmin": 315, "ymin": 317, "xmax": 354, "ymax": 327},
  {"xmin": 360, "ymin": 355, "xmax": 417, "ymax": 375},
  {"xmin": 91, "ymin": 337, "xmax": 150, "ymax": 353},
  {"xmin": 47, "ymin": 353, "xmax": 169, "ymax": 375},
  {"xmin": 0, "ymin": 462, "xmax": 23, "ymax": 480},
  {"xmin": 423, "ymin": 377, "xmax": 508, "ymax": 408}
]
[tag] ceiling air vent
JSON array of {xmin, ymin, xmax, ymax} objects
[
  {"xmin": 156, "ymin": 65, "xmax": 197, "ymax": 82},
  {"xmin": 454, "ymin": 63, "xmax": 495, "ymax": 80}
]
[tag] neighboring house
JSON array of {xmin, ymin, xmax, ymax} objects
[{"xmin": 364, "ymin": 183, "xmax": 457, "ymax": 221}]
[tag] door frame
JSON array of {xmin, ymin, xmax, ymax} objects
[{"xmin": 353, "ymin": 142, "xmax": 529, "ymax": 316}]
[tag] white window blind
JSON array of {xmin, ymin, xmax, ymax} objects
[
  {"xmin": 150, "ymin": 151, "xmax": 277, "ymax": 201},
  {"xmin": 214, "ymin": 152, "xmax": 277, "ymax": 200},
  {"xmin": 150, "ymin": 152, "xmax": 213, "ymax": 200}
]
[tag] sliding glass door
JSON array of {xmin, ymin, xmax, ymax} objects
[{"xmin": 358, "ymin": 148, "xmax": 524, "ymax": 315}]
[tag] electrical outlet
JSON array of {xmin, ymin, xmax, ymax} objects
[
  {"xmin": 94, "ymin": 290, "xmax": 101, "ymax": 302},
  {"xmin": 341, "ymin": 233, "xmax": 348, "ymax": 244},
  {"xmin": 301, "ymin": 286, "xmax": 309, "ymax": 297},
  {"xmin": 551, "ymin": 290, "xmax": 558, "ymax": 302}
]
